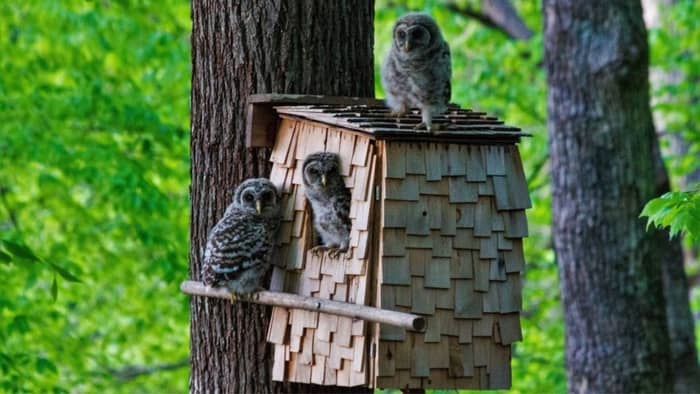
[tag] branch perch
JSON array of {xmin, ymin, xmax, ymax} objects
[
  {"xmin": 181, "ymin": 280, "xmax": 426, "ymax": 331},
  {"xmin": 444, "ymin": 0, "xmax": 534, "ymax": 41}
]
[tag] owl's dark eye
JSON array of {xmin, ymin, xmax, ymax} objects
[
  {"xmin": 261, "ymin": 191, "xmax": 273, "ymax": 202},
  {"xmin": 308, "ymin": 168, "xmax": 319, "ymax": 175},
  {"xmin": 397, "ymin": 30, "xmax": 406, "ymax": 39},
  {"xmin": 412, "ymin": 29, "xmax": 423, "ymax": 39},
  {"xmin": 243, "ymin": 193, "xmax": 254, "ymax": 202}
]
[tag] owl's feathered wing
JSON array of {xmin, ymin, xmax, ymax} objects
[
  {"xmin": 440, "ymin": 41, "xmax": 452, "ymax": 106},
  {"xmin": 320, "ymin": 186, "xmax": 352, "ymax": 235},
  {"xmin": 305, "ymin": 171, "xmax": 352, "ymax": 252},
  {"xmin": 202, "ymin": 207, "xmax": 279, "ymax": 291}
]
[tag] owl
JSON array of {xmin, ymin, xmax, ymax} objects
[
  {"xmin": 201, "ymin": 178, "xmax": 281, "ymax": 299},
  {"xmin": 302, "ymin": 152, "xmax": 352, "ymax": 258},
  {"xmin": 381, "ymin": 12, "xmax": 452, "ymax": 132}
]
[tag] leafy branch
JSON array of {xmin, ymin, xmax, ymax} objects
[
  {"xmin": 0, "ymin": 238, "xmax": 82, "ymax": 300},
  {"xmin": 106, "ymin": 358, "xmax": 189, "ymax": 382},
  {"xmin": 640, "ymin": 189, "xmax": 700, "ymax": 245}
]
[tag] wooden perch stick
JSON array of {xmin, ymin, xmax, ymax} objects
[{"xmin": 180, "ymin": 280, "xmax": 426, "ymax": 331}]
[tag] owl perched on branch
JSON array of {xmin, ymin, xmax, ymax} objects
[
  {"xmin": 302, "ymin": 152, "xmax": 352, "ymax": 259},
  {"xmin": 202, "ymin": 178, "xmax": 281, "ymax": 298},
  {"xmin": 381, "ymin": 13, "xmax": 452, "ymax": 133}
]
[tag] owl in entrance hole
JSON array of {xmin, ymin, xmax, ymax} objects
[
  {"xmin": 381, "ymin": 12, "xmax": 452, "ymax": 132},
  {"xmin": 302, "ymin": 152, "xmax": 352, "ymax": 258},
  {"xmin": 202, "ymin": 178, "xmax": 281, "ymax": 297}
]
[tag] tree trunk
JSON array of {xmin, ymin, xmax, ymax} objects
[
  {"xmin": 543, "ymin": 1, "xmax": 674, "ymax": 392},
  {"xmin": 189, "ymin": 1, "xmax": 374, "ymax": 393}
]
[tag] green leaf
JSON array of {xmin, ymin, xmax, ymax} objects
[
  {"xmin": 51, "ymin": 275, "xmax": 57, "ymax": 302},
  {"xmin": 0, "ymin": 249, "xmax": 11, "ymax": 264},
  {"xmin": 1, "ymin": 240, "xmax": 41, "ymax": 263},
  {"xmin": 49, "ymin": 262, "xmax": 82, "ymax": 283},
  {"xmin": 35, "ymin": 357, "xmax": 58, "ymax": 374},
  {"xmin": 9, "ymin": 315, "xmax": 30, "ymax": 332}
]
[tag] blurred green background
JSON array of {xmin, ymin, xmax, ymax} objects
[{"xmin": 0, "ymin": 1, "xmax": 697, "ymax": 393}]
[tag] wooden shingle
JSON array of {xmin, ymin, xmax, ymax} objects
[
  {"xmin": 411, "ymin": 277, "xmax": 435, "ymax": 315},
  {"xmin": 425, "ymin": 143, "xmax": 443, "ymax": 181},
  {"xmin": 465, "ymin": 145, "xmax": 486, "ymax": 182},
  {"xmin": 485, "ymin": 146, "xmax": 506, "ymax": 176},
  {"xmin": 446, "ymin": 144, "xmax": 467, "ymax": 176},
  {"xmin": 352, "ymin": 135, "xmax": 370, "ymax": 166},
  {"xmin": 454, "ymin": 279, "xmax": 482, "ymax": 319},
  {"xmin": 474, "ymin": 257, "xmax": 490, "ymax": 292},
  {"xmin": 498, "ymin": 313, "xmax": 523, "ymax": 345},
  {"xmin": 451, "ymin": 249, "xmax": 474, "ymax": 279},
  {"xmin": 325, "ymin": 128, "xmax": 341, "ymax": 154},
  {"xmin": 385, "ymin": 177, "xmax": 419, "ymax": 201},
  {"xmin": 405, "ymin": 197, "xmax": 430, "ymax": 236},
  {"xmin": 382, "ymin": 256, "xmax": 411, "ymax": 286},
  {"xmin": 384, "ymin": 142, "xmax": 407, "ymax": 179},
  {"xmin": 448, "ymin": 177, "xmax": 478, "ymax": 203},
  {"xmin": 425, "ymin": 257, "xmax": 451, "ymax": 289},
  {"xmin": 419, "ymin": 177, "xmax": 449, "ymax": 195},
  {"xmin": 338, "ymin": 133, "xmax": 355, "ymax": 176},
  {"xmin": 504, "ymin": 239, "xmax": 525, "ymax": 273},
  {"xmin": 406, "ymin": 143, "xmax": 426, "ymax": 174}
]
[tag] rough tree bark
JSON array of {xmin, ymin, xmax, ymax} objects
[
  {"xmin": 189, "ymin": 1, "xmax": 374, "ymax": 393},
  {"xmin": 544, "ymin": 1, "xmax": 675, "ymax": 392}
]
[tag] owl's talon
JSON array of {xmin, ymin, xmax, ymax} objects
[
  {"xmin": 329, "ymin": 246, "xmax": 350, "ymax": 260},
  {"xmin": 311, "ymin": 245, "xmax": 329, "ymax": 257},
  {"xmin": 242, "ymin": 291, "xmax": 259, "ymax": 303},
  {"xmin": 328, "ymin": 248, "xmax": 339, "ymax": 259},
  {"xmin": 413, "ymin": 122, "xmax": 431, "ymax": 132}
]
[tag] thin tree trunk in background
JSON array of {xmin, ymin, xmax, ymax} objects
[
  {"xmin": 543, "ymin": 1, "xmax": 674, "ymax": 392},
  {"xmin": 189, "ymin": 1, "xmax": 374, "ymax": 393}
]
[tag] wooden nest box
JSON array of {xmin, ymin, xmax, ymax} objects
[{"xmin": 247, "ymin": 94, "xmax": 531, "ymax": 390}]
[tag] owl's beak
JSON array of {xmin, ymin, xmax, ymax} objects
[
  {"xmin": 255, "ymin": 199, "xmax": 262, "ymax": 214},
  {"xmin": 403, "ymin": 41, "xmax": 411, "ymax": 52},
  {"xmin": 321, "ymin": 174, "xmax": 327, "ymax": 188}
]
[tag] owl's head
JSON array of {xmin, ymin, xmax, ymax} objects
[
  {"xmin": 232, "ymin": 178, "xmax": 280, "ymax": 218},
  {"xmin": 392, "ymin": 13, "xmax": 442, "ymax": 54},
  {"xmin": 302, "ymin": 152, "xmax": 342, "ymax": 191}
]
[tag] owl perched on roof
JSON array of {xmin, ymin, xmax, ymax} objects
[
  {"xmin": 202, "ymin": 178, "xmax": 281, "ymax": 298},
  {"xmin": 302, "ymin": 152, "xmax": 352, "ymax": 258},
  {"xmin": 381, "ymin": 13, "xmax": 452, "ymax": 133}
]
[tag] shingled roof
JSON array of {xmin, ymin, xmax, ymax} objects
[{"xmin": 246, "ymin": 94, "xmax": 530, "ymax": 148}]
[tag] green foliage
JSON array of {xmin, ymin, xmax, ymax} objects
[
  {"xmin": 648, "ymin": 0, "xmax": 700, "ymax": 181},
  {"xmin": 0, "ymin": 1, "xmax": 190, "ymax": 392},
  {"xmin": 641, "ymin": 190, "xmax": 700, "ymax": 245},
  {"xmin": 644, "ymin": 0, "xmax": 700, "ymax": 249}
]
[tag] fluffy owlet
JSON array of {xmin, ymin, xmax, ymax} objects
[
  {"xmin": 202, "ymin": 178, "xmax": 281, "ymax": 297},
  {"xmin": 302, "ymin": 152, "xmax": 352, "ymax": 258},
  {"xmin": 381, "ymin": 13, "xmax": 452, "ymax": 132}
]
